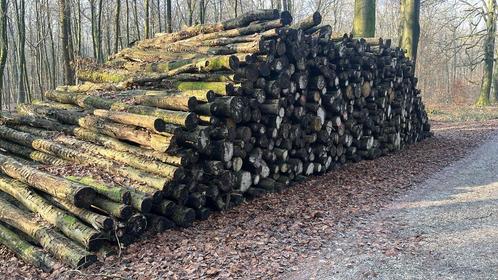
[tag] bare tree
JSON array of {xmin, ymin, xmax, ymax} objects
[
  {"xmin": 353, "ymin": 0, "xmax": 376, "ymax": 37},
  {"xmin": 165, "ymin": 0, "xmax": 172, "ymax": 33},
  {"xmin": 14, "ymin": 0, "xmax": 30, "ymax": 103},
  {"xmin": 399, "ymin": 0, "xmax": 421, "ymax": 63},
  {"xmin": 59, "ymin": 0, "xmax": 75, "ymax": 84},
  {"xmin": 145, "ymin": 0, "xmax": 150, "ymax": 38},
  {"xmin": 476, "ymin": 0, "xmax": 496, "ymax": 106},
  {"xmin": 0, "ymin": 0, "xmax": 6, "ymax": 110},
  {"xmin": 114, "ymin": 0, "xmax": 121, "ymax": 53}
]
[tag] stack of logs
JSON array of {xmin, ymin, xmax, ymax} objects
[{"xmin": 0, "ymin": 10, "xmax": 431, "ymax": 271}]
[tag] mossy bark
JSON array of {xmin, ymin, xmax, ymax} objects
[
  {"xmin": 91, "ymin": 196, "xmax": 133, "ymax": 220},
  {"xmin": 399, "ymin": 0, "xmax": 420, "ymax": 63},
  {"xmin": 77, "ymin": 115, "xmax": 175, "ymax": 152},
  {"xmin": 477, "ymin": 0, "xmax": 496, "ymax": 106},
  {"xmin": 0, "ymin": 222, "xmax": 56, "ymax": 272},
  {"xmin": 0, "ymin": 176, "xmax": 102, "ymax": 251},
  {"xmin": 58, "ymin": 136, "xmax": 184, "ymax": 180},
  {"xmin": 65, "ymin": 176, "xmax": 131, "ymax": 204},
  {"xmin": 72, "ymin": 127, "xmax": 191, "ymax": 166},
  {"xmin": 352, "ymin": 0, "xmax": 376, "ymax": 37},
  {"xmin": 0, "ymin": 126, "xmax": 173, "ymax": 191},
  {"xmin": 0, "ymin": 195, "xmax": 96, "ymax": 268},
  {"xmin": 42, "ymin": 194, "xmax": 114, "ymax": 231},
  {"xmin": 0, "ymin": 152, "xmax": 95, "ymax": 208},
  {"xmin": 93, "ymin": 109, "xmax": 166, "ymax": 132},
  {"xmin": 0, "ymin": 139, "xmax": 69, "ymax": 166},
  {"xmin": 45, "ymin": 91, "xmax": 198, "ymax": 129}
]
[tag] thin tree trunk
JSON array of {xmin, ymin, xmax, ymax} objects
[
  {"xmin": 14, "ymin": 0, "xmax": 30, "ymax": 103},
  {"xmin": 165, "ymin": 0, "xmax": 172, "ymax": 33},
  {"xmin": 477, "ymin": 0, "xmax": 496, "ymax": 106},
  {"xmin": 145, "ymin": 0, "xmax": 150, "ymax": 39},
  {"xmin": 126, "ymin": 0, "xmax": 130, "ymax": 45},
  {"xmin": 157, "ymin": 0, "xmax": 162, "ymax": 32},
  {"xmin": 97, "ymin": 0, "xmax": 103, "ymax": 62},
  {"xmin": 352, "ymin": 0, "xmax": 376, "ymax": 37},
  {"xmin": 134, "ymin": 0, "xmax": 141, "ymax": 40},
  {"xmin": 0, "ymin": 0, "xmax": 7, "ymax": 111},
  {"xmin": 59, "ymin": 0, "xmax": 75, "ymax": 85},
  {"xmin": 199, "ymin": 0, "xmax": 205, "ymax": 24},
  {"xmin": 114, "ymin": 0, "xmax": 121, "ymax": 53}
]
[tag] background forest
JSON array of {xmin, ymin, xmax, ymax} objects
[{"xmin": 0, "ymin": 0, "xmax": 493, "ymax": 111}]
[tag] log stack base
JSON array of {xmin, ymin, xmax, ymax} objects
[{"xmin": 0, "ymin": 10, "xmax": 430, "ymax": 271}]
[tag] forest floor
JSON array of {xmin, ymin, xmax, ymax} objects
[{"xmin": 1, "ymin": 119, "xmax": 497, "ymax": 280}]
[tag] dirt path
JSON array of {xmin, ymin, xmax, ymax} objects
[
  {"xmin": 1, "ymin": 120, "xmax": 497, "ymax": 279},
  {"xmin": 286, "ymin": 126, "xmax": 498, "ymax": 280}
]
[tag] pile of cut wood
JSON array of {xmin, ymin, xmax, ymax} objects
[{"xmin": 0, "ymin": 10, "xmax": 430, "ymax": 271}]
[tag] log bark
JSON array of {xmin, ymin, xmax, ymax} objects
[
  {"xmin": 0, "ymin": 153, "xmax": 95, "ymax": 208},
  {"xmin": 0, "ymin": 195, "xmax": 96, "ymax": 268},
  {"xmin": 0, "ymin": 222, "xmax": 56, "ymax": 272},
  {"xmin": 0, "ymin": 176, "xmax": 102, "ymax": 251}
]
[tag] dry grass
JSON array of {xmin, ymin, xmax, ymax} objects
[{"xmin": 427, "ymin": 103, "xmax": 498, "ymax": 122}]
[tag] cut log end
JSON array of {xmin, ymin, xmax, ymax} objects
[
  {"xmin": 280, "ymin": 11, "xmax": 293, "ymax": 25},
  {"xmin": 73, "ymin": 187, "xmax": 97, "ymax": 208}
]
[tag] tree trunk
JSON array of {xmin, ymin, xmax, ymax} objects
[
  {"xmin": 352, "ymin": 0, "xmax": 376, "ymax": 37},
  {"xmin": 0, "ymin": 0, "xmax": 7, "ymax": 111},
  {"xmin": 199, "ymin": 0, "xmax": 205, "ymax": 24},
  {"xmin": 125, "ymin": 0, "xmax": 130, "ymax": 45},
  {"xmin": 134, "ymin": 0, "xmax": 141, "ymax": 40},
  {"xmin": 166, "ymin": 0, "xmax": 172, "ymax": 33},
  {"xmin": 145, "ymin": 0, "xmax": 150, "ymax": 39},
  {"xmin": 15, "ymin": 0, "xmax": 30, "ymax": 103},
  {"xmin": 477, "ymin": 0, "xmax": 496, "ymax": 106},
  {"xmin": 399, "ymin": 0, "xmax": 420, "ymax": 64},
  {"xmin": 59, "ymin": 0, "xmax": 75, "ymax": 85},
  {"xmin": 114, "ymin": 0, "xmax": 121, "ymax": 53}
]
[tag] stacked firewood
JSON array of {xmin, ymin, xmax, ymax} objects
[{"xmin": 0, "ymin": 10, "xmax": 430, "ymax": 271}]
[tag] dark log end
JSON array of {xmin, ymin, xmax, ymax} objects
[
  {"xmin": 120, "ymin": 205, "xmax": 134, "ymax": 220},
  {"xmin": 187, "ymin": 97, "xmax": 198, "ymax": 111},
  {"xmin": 88, "ymin": 233, "xmax": 105, "ymax": 252},
  {"xmin": 102, "ymin": 217, "xmax": 115, "ymax": 231},
  {"xmin": 154, "ymin": 119, "xmax": 166, "ymax": 133},
  {"xmin": 229, "ymin": 55, "xmax": 240, "ymax": 70},
  {"xmin": 173, "ymin": 166, "xmax": 186, "ymax": 181},
  {"xmin": 139, "ymin": 197, "xmax": 153, "ymax": 213},
  {"xmin": 313, "ymin": 11, "xmax": 322, "ymax": 26},
  {"xmin": 122, "ymin": 191, "xmax": 132, "ymax": 206},
  {"xmin": 73, "ymin": 187, "xmax": 96, "ymax": 208},
  {"xmin": 185, "ymin": 113, "xmax": 199, "ymax": 130},
  {"xmin": 280, "ymin": 11, "xmax": 293, "ymax": 25}
]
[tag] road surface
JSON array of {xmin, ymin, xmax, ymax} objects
[{"xmin": 286, "ymin": 131, "xmax": 498, "ymax": 280}]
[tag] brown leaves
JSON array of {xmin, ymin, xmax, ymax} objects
[{"xmin": 0, "ymin": 120, "xmax": 496, "ymax": 279}]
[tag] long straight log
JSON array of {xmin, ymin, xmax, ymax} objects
[
  {"xmin": 0, "ymin": 153, "xmax": 95, "ymax": 208},
  {"xmin": 77, "ymin": 115, "xmax": 175, "ymax": 152},
  {"xmin": 0, "ymin": 126, "xmax": 173, "ymax": 190},
  {"xmin": 65, "ymin": 176, "xmax": 131, "ymax": 204},
  {"xmin": 0, "ymin": 222, "xmax": 56, "ymax": 272},
  {"xmin": 0, "ymin": 176, "xmax": 102, "ymax": 251},
  {"xmin": 44, "ymin": 91, "xmax": 198, "ymax": 129},
  {"xmin": 71, "ymin": 127, "xmax": 195, "ymax": 166},
  {"xmin": 93, "ymin": 109, "xmax": 167, "ymax": 133},
  {"xmin": 0, "ymin": 195, "xmax": 97, "ymax": 268}
]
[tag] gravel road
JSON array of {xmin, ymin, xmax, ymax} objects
[
  {"xmin": 0, "ymin": 120, "xmax": 497, "ymax": 279},
  {"xmin": 286, "ymin": 125, "xmax": 498, "ymax": 280}
]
